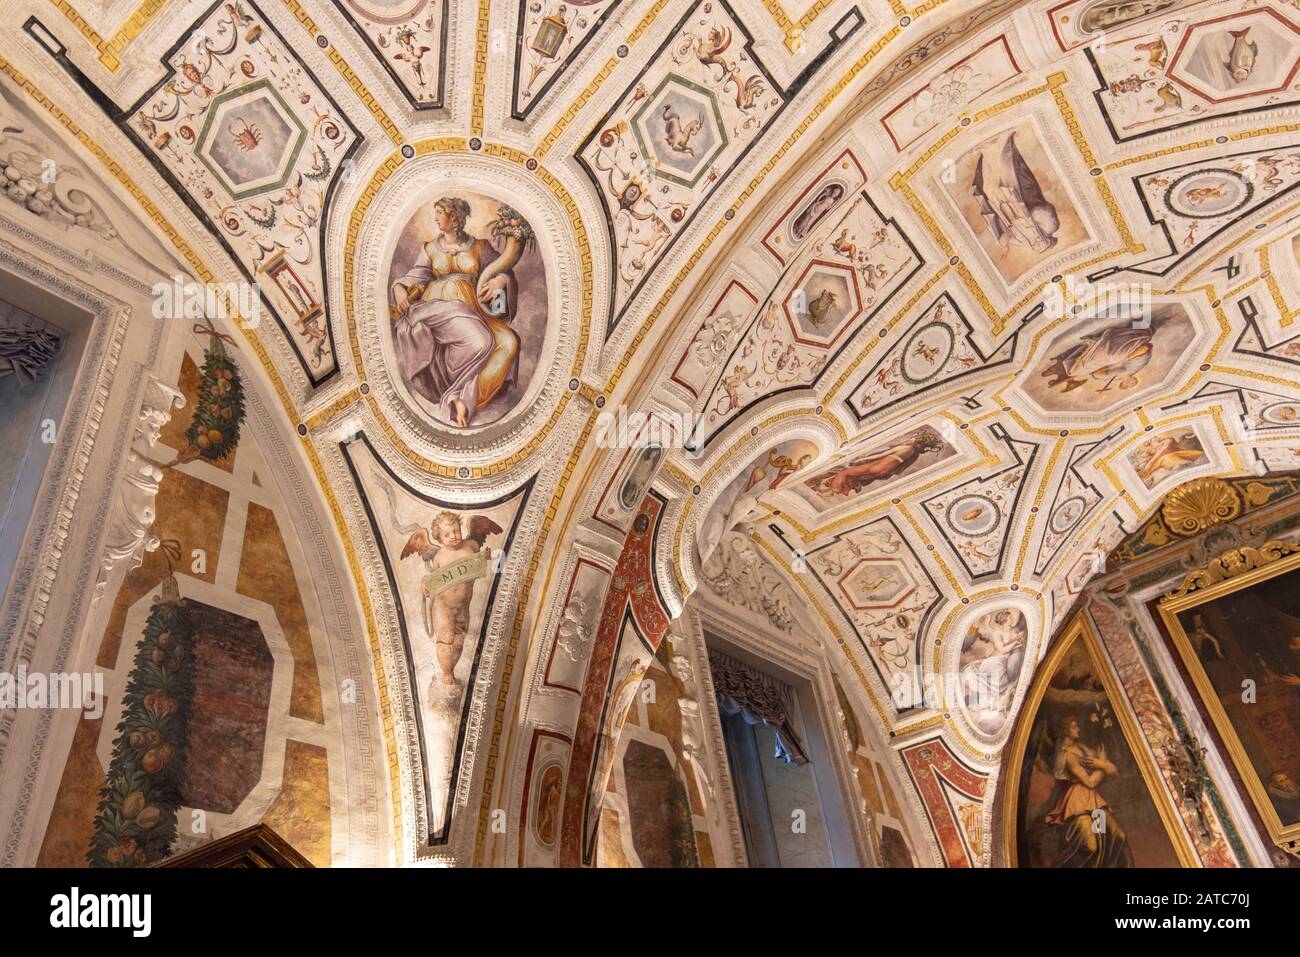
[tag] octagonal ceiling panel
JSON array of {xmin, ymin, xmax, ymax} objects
[
  {"xmin": 838, "ymin": 557, "xmax": 917, "ymax": 610},
  {"xmin": 1013, "ymin": 302, "xmax": 1202, "ymax": 418},
  {"xmin": 782, "ymin": 259, "xmax": 861, "ymax": 347},
  {"xmin": 806, "ymin": 517, "xmax": 942, "ymax": 695}
]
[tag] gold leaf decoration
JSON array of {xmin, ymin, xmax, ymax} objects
[
  {"xmin": 1161, "ymin": 478, "xmax": 1241, "ymax": 537},
  {"xmin": 1167, "ymin": 539, "xmax": 1300, "ymax": 598}
]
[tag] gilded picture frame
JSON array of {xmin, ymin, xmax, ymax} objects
[
  {"xmin": 1000, "ymin": 613, "xmax": 1197, "ymax": 867},
  {"xmin": 1158, "ymin": 539, "xmax": 1300, "ymax": 861}
]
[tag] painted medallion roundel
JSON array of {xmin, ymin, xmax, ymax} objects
[{"xmin": 386, "ymin": 190, "xmax": 548, "ymax": 430}]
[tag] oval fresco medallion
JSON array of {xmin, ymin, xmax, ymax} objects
[
  {"xmin": 946, "ymin": 493, "xmax": 1001, "ymax": 536},
  {"xmin": 386, "ymin": 189, "xmax": 549, "ymax": 430},
  {"xmin": 1260, "ymin": 401, "xmax": 1300, "ymax": 426}
]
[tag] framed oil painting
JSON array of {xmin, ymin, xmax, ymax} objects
[
  {"xmin": 1159, "ymin": 540, "xmax": 1300, "ymax": 859},
  {"xmin": 1001, "ymin": 614, "xmax": 1195, "ymax": 866}
]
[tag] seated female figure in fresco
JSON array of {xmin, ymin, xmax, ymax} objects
[
  {"xmin": 390, "ymin": 197, "xmax": 534, "ymax": 428},
  {"xmin": 1043, "ymin": 715, "xmax": 1133, "ymax": 867}
]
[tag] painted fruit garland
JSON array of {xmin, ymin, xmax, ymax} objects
[
  {"xmin": 175, "ymin": 321, "xmax": 246, "ymax": 466},
  {"xmin": 88, "ymin": 574, "xmax": 195, "ymax": 867}
]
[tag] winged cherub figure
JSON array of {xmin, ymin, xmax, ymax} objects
[{"xmin": 401, "ymin": 511, "xmax": 503, "ymax": 685}]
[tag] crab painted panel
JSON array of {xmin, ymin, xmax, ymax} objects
[{"xmin": 194, "ymin": 81, "xmax": 305, "ymax": 200}]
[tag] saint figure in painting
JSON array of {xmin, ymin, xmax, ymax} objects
[
  {"xmin": 390, "ymin": 197, "xmax": 535, "ymax": 427},
  {"xmin": 1043, "ymin": 715, "xmax": 1133, "ymax": 867},
  {"xmin": 1266, "ymin": 771, "xmax": 1300, "ymax": 822},
  {"xmin": 959, "ymin": 608, "xmax": 1027, "ymax": 733}
]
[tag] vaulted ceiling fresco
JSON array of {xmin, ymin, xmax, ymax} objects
[{"xmin": 4, "ymin": 0, "xmax": 1300, "ymax": 868}]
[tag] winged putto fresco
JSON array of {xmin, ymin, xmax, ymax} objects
[{"xmin": 401, "ymin": 512, "xmax": 503, "ymax": 685}]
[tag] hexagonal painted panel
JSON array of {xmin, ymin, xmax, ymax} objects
[
  {"xmin": 783, "ymin": 259, "xmax": 862, "ymax": 347},
  {"xmin": 1168, "ymin": 8, "xmax": 1300, "ymax": 103},
  {"xmin": 632, "ymin": 73, "xmax": 728, "ymax": 188},
  {"xmin": 838, "ymin": 558, "xmax": 916, "ymax": 610},
  {"xmin": 195, "ymin": 79, "xmax": 306, "ymax": 200}
]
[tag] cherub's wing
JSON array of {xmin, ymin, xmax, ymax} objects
[
  {"xmin": 400, "ymin": 528, "xmax": 435, "ymax": 560},
  {"xmin": 466, "ymin": 515, "xmax": 504, "ymax": 546}
]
